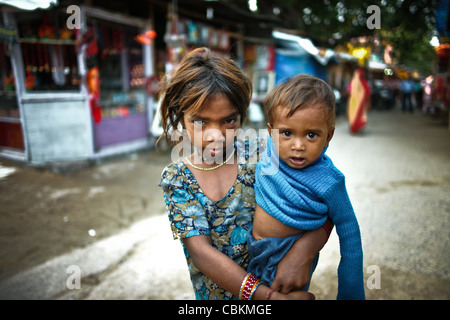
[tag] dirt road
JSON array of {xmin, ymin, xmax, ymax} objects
[{"xmin": 1, "ymin": 109, "xmax": 449, "ymax": 299}]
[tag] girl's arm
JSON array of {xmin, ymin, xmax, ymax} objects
[
  {"xmin": 270, "ymin": 223, "xmax": 331, "ymax": 294},
  {"xmin": 182, "ymin": 235, "xmax": 314, "ymax": 300}
]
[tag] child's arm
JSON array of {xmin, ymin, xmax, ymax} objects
[
  {"xmin": 325, "ymin": 181, "xmax": 365, "ymax": 300},
  {"xmin": 270, "ymin": 223, "xmax": 331, "ymax": 294},
  {"xmin": 183, "ymin": 234, "xmax": 315, "ymax": 300}
]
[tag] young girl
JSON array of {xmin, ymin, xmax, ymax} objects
[{"xmin": 158, "ymin": 48, "xmax": 331, "ymax": 300}]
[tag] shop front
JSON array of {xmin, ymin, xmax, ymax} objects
[
  {"xmin": 148, "ymin": 0, "xmax": 277, "ymax": 134},
  {"xmin": 0, "ymin": 14, "xmax": 25, "ymax": 160},
  {"xmin": 0, "ymin": 2, "xmax": 154, "ymax": 165},
  {"xmin": 1, "ymin": 0, "xmax": 283, "ymax": 165},
  {"xmin": 83, "ymin": 6, "xmax": 151, "ymax": 156}
]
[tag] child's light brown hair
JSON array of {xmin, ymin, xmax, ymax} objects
[
  {"xmin": 264, "ymin": 74, "xmax": 336, "ymax": 127},
  {"xmin": 159, "ymin": 47, "xmax": 252, "ymax": 143}
]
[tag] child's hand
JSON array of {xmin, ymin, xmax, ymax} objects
[
  {"xmin": 285, "ymin": 290, "xmax": 315, "ymax": 300},
  {"xmin": 272, "ymin": 227, "xmax": 328, "ymax": 293},
  {"xmin": 270, "ymin": 290, "xmax": 315, "ymax": 300},
  {"xmin": 271, "ymin": 253, "xmax": 312, "ymax": 293}
]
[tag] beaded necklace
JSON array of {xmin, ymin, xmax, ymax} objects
[{"xmin": 185, "ymin": 149, "xmax": 235, "ymax": 171}]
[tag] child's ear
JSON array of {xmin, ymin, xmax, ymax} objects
[{"xmin": 326, "ymin": 127, "xmax": 335, "ymax": 144}]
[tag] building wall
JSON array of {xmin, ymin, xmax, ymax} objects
[{"xmin": 22, "ymin": 97, "xmax": 93, "ymax": 164}]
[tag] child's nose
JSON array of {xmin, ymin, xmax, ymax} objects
[{"xmin": 292, "ymin": 138, "xmax": 305, "ymax": 151}]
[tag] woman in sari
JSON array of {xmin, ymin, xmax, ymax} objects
[{"xmin": 347, "ymin": 69, "xmax": 370, "ymax": 133}]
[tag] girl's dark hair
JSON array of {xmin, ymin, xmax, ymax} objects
[{"xmin": 159, "ymin": 47, "xmax": 252, "ymax": 143}]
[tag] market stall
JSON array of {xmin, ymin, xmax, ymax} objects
[
  {"xmin": 83, "ymin": 9, "xmax": 149, "ymax": 152},
  {"xmin": 0, "ymin": 3, "xmax": 154, "ymax": 164},
  {"xmin": 0, "ymin": 16, "xmax": 24, "ymax": 158}
]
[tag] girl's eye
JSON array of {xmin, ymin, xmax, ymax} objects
[
  {"xmin": 281, "ymin": 131, "xmax": 292, "ymax": 137},
  {"xmin": 193, "ymin": 120, "xmax": 206, "ymax": 126},
  {"xmin": 307, "ymin": 132, "xmax": 317, "ymax": 139},
  {"xmin": 224, "ymin": 118, "xmax": 236, "ymax": 125}
]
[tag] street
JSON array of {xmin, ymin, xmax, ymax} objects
[{"xmin": 0, "ymin": 108, "xmax": 449, "ymax": 300}]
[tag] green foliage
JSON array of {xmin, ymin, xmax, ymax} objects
[
  {"xmin": 381, "ymin": 28, "xmax": 436, "ymax": 74},
  {"xmin": 226, "ymin": 0, "xmax": 438, "ymax": 74}
]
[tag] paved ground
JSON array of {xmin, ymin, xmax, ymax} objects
[{"xmin": 0, "ymin": 108, "xmax": 449, "ymax": 300}]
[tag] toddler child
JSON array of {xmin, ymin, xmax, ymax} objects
[{"xmin": 247, "ymin": 74, "xmax": 365, "ymax": 300}]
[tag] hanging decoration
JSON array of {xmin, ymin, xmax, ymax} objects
[
  {"xmin": 0, "ymin": 25, "xmax": 16, "ymax": 44},
  {"xmin": 87, "ymin": 66, "xmax": 102, "ymax": 124},
  {"xmin": 135, "ymin": 30, "xmax": 157, "ymax": 45}
]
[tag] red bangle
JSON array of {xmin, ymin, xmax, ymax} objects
[{"xmin": 239, "ymin": 273, "xmax": 261, "ymax": 300}]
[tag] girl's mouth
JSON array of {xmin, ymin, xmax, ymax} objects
[
  {"xmin": 208, "ymin": 148, "xmax": 222, "ymax": 157},
  {"xmin": 203, "ymin": 147, "xmax": 224, "ymax": 159}
]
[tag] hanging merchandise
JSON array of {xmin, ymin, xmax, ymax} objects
[
  {"xmin": 22, "ymin": 43, "xmax": 36, "ymax": 90},
  {"xmin": 100, "ymin": 26, "xmax": 110, "ymax": 56},
  {"xmin": 85, "ymin": 26, "xmax": 98, "ymax": 57},
  {"xmin": 164, "ymin": 1, "xmax": 186, "ymax": 73},
  {"xmin": 36, "ymin": 43, "xmax": 51, "ymax": 89},
  {"xmin": 208, "ymin": 27, "xmax": 218, "ymax": 47},
  {"xmin": 187, "ymin": 21, "xmax": 199, "ymax": 44},
  {"xmin": 75, "ymin": 26, "xmax": 95, "ymax": 54},
  {"xmin": 43, "ymin": 42, "xmax": 50, "ymax": 72},
  {"xmin": 49, "ymin": 45, "xmax": 66, "ymax": 86},
  {"xmin": 244, "ymin": 45, "xmax": 256, "ymax": 65},
  {"xmin": 135, "ymin": 29, "xmax": 156, "ymax": 45},
  {"xmin": 145, "ymin": 75, "xmax": 161, "ymax": 96},
  {"xmin": 87, "ymin": 66, "xmax": 102, "ymax": 124},
  {"xmin": 4, "ymin": 69, "xmax": 14, "ymax": 91},
  {"xmin": 0, "ymin": 25, "xmax": 16, "ymax": 44},
  {"xmin": 254, "ymin": 45, "xmax": 275, "ymax": 71},
  {"xmin": 59, "ymin": 26, "xmax": 73, "ymax": 40},
  {"xmin": 218, "ymin": 30, "xmax": 230, "ymax": 51},
  {"xmin": 199, "ymin": 24, "xmax": 209, "ymax": 45},
  {"xmin": 38, "ymin": 15, "xmax": 55, "ymax": 39},
  {"xmin": 112, "ymin": 29, "xmax": 123, "ymax": 52}
]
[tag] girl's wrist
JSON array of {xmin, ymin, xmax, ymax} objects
[
  {"xmin": 266, "ymin": 288, "xmax": 275, "ymax": 300},
  {"xmin": 247, "ymin": 283, "xmax": 274, "ymax": 300},
  {"xmin": 239, "ymin": 273, "xmax": 262, "ymax": 300},
  {"xmin": 238, "ymin": 273, "xmax": 277, "ymax": 300}
]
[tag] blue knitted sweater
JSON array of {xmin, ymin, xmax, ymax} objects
[{"xmin": 255, "ymin": 136, "xmax": 365, "ymax": 300}]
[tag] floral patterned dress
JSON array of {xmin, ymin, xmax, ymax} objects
[{"xmin": 159, "ymin": 142, "xmax": 260, "ymax": 300}]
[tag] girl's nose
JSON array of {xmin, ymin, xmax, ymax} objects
[{"xmin": 204, "ymin": 128, "xmax": 225, "ymax": 142}]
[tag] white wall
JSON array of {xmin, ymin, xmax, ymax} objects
[{"xmin": 22, "ymin": 97, "xmax": 93, "ymax": 164}]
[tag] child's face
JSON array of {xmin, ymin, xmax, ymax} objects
[
  {"xmin": 268, "ymin": 105, "xmax": 334, "ymax": 169},
  {"xmin": 183, "ymin": 94, "xmax": 241, "ymax": 161}
]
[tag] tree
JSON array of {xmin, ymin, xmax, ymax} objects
[{"xmin": 227, "ymin": 0, "xmax": 438, "ymax": 74}]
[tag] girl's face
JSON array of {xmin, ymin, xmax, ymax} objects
[
  {"xmin": 183, "ymin": 94, "xmax": 241, "ymax": 162},
  {"xmin": 268, "ymin": 105, "xmax": 334, "ymax": 169}
]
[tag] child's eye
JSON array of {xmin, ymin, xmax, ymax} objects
[
  {"xmin": 281, "ymin": 131, "xmax": 292, "ymax": 137},
  {"xmin": 307, "ymin": 132, "xmax": 317, "ymax": 139}
]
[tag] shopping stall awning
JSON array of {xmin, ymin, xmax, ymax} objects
[
  {"xmin": 0, "ymin": 0, "xmax": 57, "ymax": 10},
  {"xmin": 273, "ymin": 30, "xmax": 335, "ymax": 66}
]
